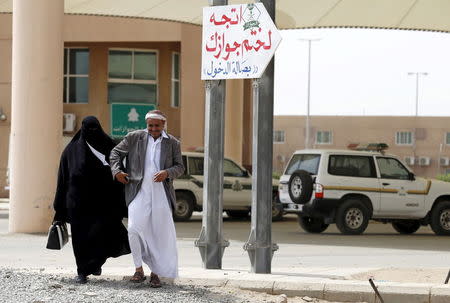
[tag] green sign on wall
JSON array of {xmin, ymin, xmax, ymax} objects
[{"xmin": 110, "ymin": 103, "xmax": 156, "ymax": 138}]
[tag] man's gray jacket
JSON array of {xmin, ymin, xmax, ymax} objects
[{"xmin": 110, "ymin": 129, "xmax": 185, "ymax": 210}]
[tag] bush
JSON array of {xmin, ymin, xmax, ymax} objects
[
  {"xmin": 437, "ymin": 174, "xmax": 450, "ymax": 182},
  {"xmin": 272, "ymin": 172, "xmax": 281, "ymax": 180}
]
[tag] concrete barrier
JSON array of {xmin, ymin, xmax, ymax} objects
[
  {"xmin": 273, "ymin": 281, "xmax": 324, "ymax": 299},
  {"xmin": 430, "ymin": 285, "xmax": 450, "ymax": 303},
  {"xmin": 176, "ymin": 274, "xmax": 450, "ymax": 303},
  {"xmin": 324, "ymin": 281, "xmax": 376, "ymax": 303}
]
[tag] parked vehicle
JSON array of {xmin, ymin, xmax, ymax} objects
[
  {"xmin": 279, "ymin": 147, "xmax": 450, "ymax": 235},
  {"xmin": 173, "ymin": 152, "xmax": 283, "ymax": 221}
]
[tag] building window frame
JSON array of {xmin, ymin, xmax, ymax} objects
[
  {"xmin": 107, "ymin": 48, "xmax": 159, "ymax": 104},
  {"xmin": 63, "ymin": 47, "xmax": 89, "ymax": 104},
  {"xmin": 316, "ymin": 130, "xmax": 333, "ymax": 145},
  {"xmin": 445, "ymin": 132, "xmax": 450, "ymax": 145},
  {"xmin": 395, "ymin": 131, "xmax": 414, "ymax": 146},
  {"xmin": 273, "ymin": 130, "xmax": 285, "ymax": 144},
  {"xmin": 171, "ymin": 52, "xmax": 180, "ymax": 108}
]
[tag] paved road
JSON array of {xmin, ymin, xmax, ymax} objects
[
  {"xmin": 0, "ymin": 210, "xmax": 7, "ymax": 231},
  {"xmin": 176, "ymin": 213, "xmax": 450, "ymax": 269},
  {"xmin": 2, "ymin": 209, "xmax": 450, "ymax": 301},
  {"xmin": 182, "ymin": 213, "xmax": 448, "ymax": 249},
  {"xmin": 1, "ymin": 212, "xmax": 449, "ymax": 280}
]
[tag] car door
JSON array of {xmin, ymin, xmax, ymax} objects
[
  {"xmin": 223, "ymin": 159, "xmax": 252, "ymax": 208},
  {"xmin": 186, "ymin": 156, "xmax": 205, "ymax": 206},
  {"xmin": 326, "ymin": 154, "xmax": 381, "ymax": 211},
  {"xmin": 375, "ymin": 156, "xmax": 426, "ymax": 217}
]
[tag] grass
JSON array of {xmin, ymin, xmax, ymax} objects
[{"xmin": 436, "ymin": 174, "xmax": 450, "ymax": 182}]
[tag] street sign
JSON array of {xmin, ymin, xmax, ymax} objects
[
  {"xmin": 201, "ymin": 3, "xmax": 282, "ymax": 80},
  {"xmin": 110, "ymin": 103, "xmax": 156, "ymax": 138}
]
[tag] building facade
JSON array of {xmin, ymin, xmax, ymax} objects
[
  {"xmin": 273, "ymin": 115, "xmax": 450, "ymax": 178},
  {"xmin": 0, "ymin": 13, "xmax": 252, "ymax": 199}
]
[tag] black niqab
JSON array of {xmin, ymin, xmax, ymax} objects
[
  {"xmin": 63, "ymin": 116, "xmax": 115, "ymax": 177},
  {"xmin": 53, "ymin": 116, "xmax": 130, "ymax": 276},
  {"xmin": 81, "ymin": 116, "xmax": 115, "ymax": 156}
]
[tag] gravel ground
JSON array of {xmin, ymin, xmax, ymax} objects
[{"xmin": 0, "ymin": 268, "xmax": 366, "ymax": 303}]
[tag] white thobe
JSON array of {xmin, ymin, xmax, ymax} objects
[{"xmin": 127, "ymin": 132, "xmax": 178, "ymax": 278}]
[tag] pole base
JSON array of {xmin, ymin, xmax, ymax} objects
[
  {"xmin": 244, "ymin": 230, "xmax": 279, "ymax": 274},
  {"xmin": 195, "ymin": 226, "xmax": 230, "ymax": 269}
]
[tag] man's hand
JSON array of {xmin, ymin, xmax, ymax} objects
[
  {"xmin": 115, "ymin": 172, "xmax": 129, "ymax": 184},
  {"xmin": 153, "ymin": 170, "xmax": 168, "ymax": 182}
]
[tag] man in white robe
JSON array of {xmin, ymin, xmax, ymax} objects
[{"xmin": 110, "ymin": 110, "xmax": 184, "ymax": 287}]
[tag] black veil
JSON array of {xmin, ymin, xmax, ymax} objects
[{"xmin": 53, "ymin": 116, "xmax": 130, "ymax": 276}]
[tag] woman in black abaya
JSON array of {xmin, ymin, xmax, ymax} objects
[{"xmin": 53, "ymin": 116, "xmax": 130, "ymax": 284}]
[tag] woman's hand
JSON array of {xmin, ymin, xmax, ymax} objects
[{"xmin": 115, "ymin": 172, "xmax": 129, "ymax": 184}]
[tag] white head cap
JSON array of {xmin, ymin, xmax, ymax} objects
[{"xmin": 145, "ymin": 112, "xmax": 166, "ymax": 121}]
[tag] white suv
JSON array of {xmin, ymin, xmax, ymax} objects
[
  {"xmin": 279, "ymin": 149, "xmax": 450, "ymax": 235},
  {"xmin": 173, "ymin": 152, "xmax": 283, "ymax": 221}
]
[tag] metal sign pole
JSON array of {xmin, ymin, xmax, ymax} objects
[
  {"xmin": 195, "ymin": 0, "xmax": 229, "ymax": 269},
  {"xmin": 244, "ymin": 0, "xmax": 278, "ymax": 274}
]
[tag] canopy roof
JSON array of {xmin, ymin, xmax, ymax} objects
[{"xmin": 1, "ymin": 0, "xmax": 450, "ymax": 33}]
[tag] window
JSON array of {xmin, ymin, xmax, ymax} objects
[
  {"xmin": 188, "ymin": 157, "xmax": 204, "ymax": 175},
  {"xmin": 273, "ymin": 130, "xmax": 285, "ymax": 143},
  {"xmin": 224, "ymin": 159, "xmax": 246, "ymax": 177},
  {"xmin": 108, "ymin": 49, "xmax": 157, "ymax": 103},
  {"xmin": 376, "ymin": 157, "xmax": 410, "ymax": 180},
  {"xmin": 446, "ymin": 132, "xmax": 450, "ymax": 145},
  {"xmin": 328, "ymin": 155, "xmax": 376, "ymax": 178},
  {"xmin": 187, "ymin": 157, "xmax": 246, "ymax": 177},
  {"xmin": 316, "ymin": 131, "xmax": 332, "ymax": 144},
  {"xmin": 285, "ymin": 154, "xmax": 320, "ymax": 175},
  {"xmin": 171, "ymin": 52, "xmax": 180, "ymax": 107},
  {"xmin": 396, "ymin": 131, "xmax": 413, "ymax": 145},
  {"xmin": 63, "ymin": 48, "xmax": 89, "ymax": 103}
]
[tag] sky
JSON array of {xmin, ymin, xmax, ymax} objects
[{"xmin": 274, "ymin": 28, "xmax": 450, "ymax": 116}]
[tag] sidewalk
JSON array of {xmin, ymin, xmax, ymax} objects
[{"xmin": 0, "ymin": 204, "xmax": 449, "ymax": 302}]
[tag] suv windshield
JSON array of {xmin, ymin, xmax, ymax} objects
[{"xmin": 285, "ymin": 154, "xmax": 320, "ymax": 175}]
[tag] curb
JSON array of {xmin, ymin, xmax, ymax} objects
[{"xmin": 176, "ymin": 275, "xmax": 450, "ymax": 303}]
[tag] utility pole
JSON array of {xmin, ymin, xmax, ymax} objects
[
  {"xmin": 244, "ymin": 0, "xmax": 279, "ymax": 274},
  {"xmin": 299, "ymin": 38, "xmax": 320, "ymax": 149},
  {"xmin": 195, "ymin": 0, "xmax": 229, "ymax": 270},
  {"xmin": 407, "ymin": 72, "xmax": 428, "ymax": 161},
  {"xmin": 407, "ymin": 72, "xmax": 428, "ymax": 116}
]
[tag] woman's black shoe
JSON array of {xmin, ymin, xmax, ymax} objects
[
  {"xmin": 75, "ymin": 275, "xmax": 88, "ymax": 284},
  {"xmin": 92, "ymin": 269, "xmax": 102, "ymax": 276}
]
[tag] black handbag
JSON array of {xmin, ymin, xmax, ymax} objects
[{"xmin": 46, "ymin": 221, "xmax": 69, "ymax": 250}]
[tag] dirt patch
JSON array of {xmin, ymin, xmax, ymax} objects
[{"xmin": 350, "ymin": 267, "xmax": 449, "ymax": 284}]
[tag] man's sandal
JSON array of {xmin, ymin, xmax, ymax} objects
[
  {"xmin": 149, "ymin": 273, "xmax": 162, "ymax": 288},
  {"xmin": 130, "ymin": 271, "xmax": 146, "ymax": 283}
]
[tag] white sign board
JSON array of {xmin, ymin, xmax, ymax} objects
[{"xmin": 201, "ymin": 3, "xmax": 282, "ymax": 80}]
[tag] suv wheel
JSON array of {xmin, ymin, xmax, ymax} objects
[
  {"xmin": 288, "ymin": 170, "xmax": 313, "ymax": 204},
  {"xmin": 173, "ymin": 192, "xmax": 194, "ymax": 222},
  {"xmin": 298, "ymin": 216, "xmax": 329, "ymax": 233},
  {"xmin": 392, "ymin": 220, "xmax": 421, "ymax": 234},
  {"xmin": 430, "ymin": 201, "xmax": 450, "ymax": 236},
  {"xmin": 335, "ymin": 199, "xmax": 370, "ymax": 235}
]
